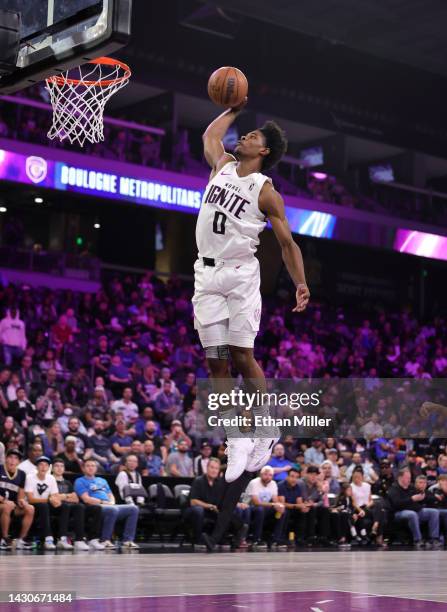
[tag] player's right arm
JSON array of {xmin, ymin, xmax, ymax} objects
[{"xmin": 202, "ymin": 98, "xmax": 247, "ymax": 179}]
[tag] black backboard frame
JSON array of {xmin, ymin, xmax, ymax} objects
[{"xmin": 0, "ymin": 0, "xmax": 132, "ymax": 93}]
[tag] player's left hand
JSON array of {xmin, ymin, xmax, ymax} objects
[{"xmin": 293, "ymin": 283, "xmax": 310, "ymax": 312}]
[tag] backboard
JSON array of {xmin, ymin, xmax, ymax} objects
[{"xmin": 0, "ymin": 0, "xmax": 132, "ymax": 93}]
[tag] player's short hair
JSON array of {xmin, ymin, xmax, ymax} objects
[{"xmin": 259, "ymin": 120, "xmax": 288, "ymax": 171}]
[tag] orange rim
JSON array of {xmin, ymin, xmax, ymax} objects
[{"xmin": 47, "ymin": 57, "xmax": 131, "ymax": 87}]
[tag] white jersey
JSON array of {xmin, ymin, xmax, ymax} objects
[{"xmin": 196, "ymin": 158, "xmax": 270, "ymax": 262}]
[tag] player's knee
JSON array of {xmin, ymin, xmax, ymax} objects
[
  {"xmin": 26, "ymin": 504, "xmax": 35, "ymax": 516},
  {"xmin": 229, "ymin": 345, "xmax": 252, "ymax": 370},
  {"xmin": 2, "ymin": 500, "xmax": 15, "ymax": 512},
  {"xmin": 207, "ymin": 355, "xmax": 230, "ymax": 377}
]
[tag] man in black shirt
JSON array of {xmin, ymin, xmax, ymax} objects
[
  {"xmin": 0, "ymin": 449, "xmax": 34, "ymax": 550},
  {"xmin": 372, "ymin": 460, "xmax": 395, "ymax": 497},
  {"xmin": 422, "ymin": 455, "xmax": 439, "ymax": 487},
  {"xmin": 6, "ymin": 387, "xmax": 35, "ymax": 430},
  {"xmin": 387, "ymin": 467, "xmax": 441, "ymax": 549},
  {"xmin": 184, "ymin": 458, "xmax": 242, "ymax": 547}
]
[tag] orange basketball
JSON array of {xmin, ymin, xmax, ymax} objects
[{"xmin": 207, "ymin": 66, "xmax": 248, "ymax": 108}]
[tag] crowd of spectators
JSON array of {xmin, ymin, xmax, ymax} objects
[{"xmin": 0, "ymin": 271, "xmax": 446, "ymax": 550}]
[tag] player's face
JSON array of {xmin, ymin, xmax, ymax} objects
[{"xmin": 235, "ymin": 130, "xmax": 268, "ymax": 159}]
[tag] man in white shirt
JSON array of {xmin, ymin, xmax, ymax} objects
[
  {"xmin": 24, "ymin": 456, "xmax": 59, "ymax": 550},
  {"xmin": 245, "ymin": 466, "xmax": 286, "ymax": 548},
  {"xmin": 111, "ymin": 387, "xmax": 139, "ymax": 423}
]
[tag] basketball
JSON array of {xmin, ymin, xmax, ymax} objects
[{"xmin": 207, "ymin": 66, "xmax": 248, "ymax": 108}]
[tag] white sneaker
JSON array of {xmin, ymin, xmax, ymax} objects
[
  {"xmin": 122, "ymin": 541, "xmax": 139, "ymax": 549},
  {"xmin": 74, "ymin": 540, "xmax": 90, "ymax": 551},
  {"xmin": 44, "ymin": 538, "xmax": 56, "ymax": 551},
  {"xmin": 88, "ymin": 539, "xmax": 105, "ymax": 551},
  {"xmin": 102, "ymin": 540, "xmax": 116, "ymax": 549},
  {"xmin": 15, "ymin": 538, "xmax": 33, "ymax": 550},
  {"xmin": 57, "ymin": 538, "xmax": 74, "ymax": 550},
  {"xmin": 245, "ymin": 436, "xmax": 279, "ymax": 472},
  {"xmin": 224, "ymin": 438, "xmax": 255, "ymax": 482}
]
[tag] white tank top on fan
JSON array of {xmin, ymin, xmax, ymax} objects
[{"xmin": 196, "ymin": 159, "xmax": 270, "ymax": 262}]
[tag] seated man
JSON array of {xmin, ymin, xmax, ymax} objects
[
  {"xmin": 185, "ymin": 458, "xmax": 244, "ymax": 548},
  {"xmin": 24, "ymin": 456, "xmax": 60, "ymax": 550},
  {"xmin": 277, "ymin": 467, "xmax": 302, "ymax": 545},
  {"xmin": 0, "ymin": 449, "xmax": 34, "ymax": 550},
  {"xmin": 293, "ymin": 465, "xmax": 331, "ymax": 545},
  {"xmin": 52, "ymin": 458, "xmax": 104, "ymax": 550},
  {"xmin": 267, "ymin": 443, "xmax": 293, "ymax": 482},
  {"xmin": 429, "ymin": 474, "xmax": 447, "ymax": 542},
  {"xmin": 246, "ymin": 465, "xmax": 287, "ymax": 549},
  {"xmin": 74, "ymin": 458, "xmax": 139, "ymax": 549},
  {"xmin": 387, "ymin": 467, "xmax": 441, "ymax": 549}
]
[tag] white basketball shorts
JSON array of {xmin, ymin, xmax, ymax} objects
[{"xmin": 192, "ymin": 257, "xmax": 262, "ymax": 349}]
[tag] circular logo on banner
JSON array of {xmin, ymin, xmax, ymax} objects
[{"xmin": 26, "ymin": 156, "xmax": 48, "ymax": 184}]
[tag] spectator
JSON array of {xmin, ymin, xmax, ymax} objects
[
  {"xmin": 18, "ymin": 442, "xmax": 43, "ymax": 476},
  {"xmin": 55, "ymin": 436, "xmax": 84, "ymax": 475},
  {"xmin": 115, "ymin": 454, "xmax": 145, "ymax": 505},
  {"xmin": 304, "ymin": 439, "xmax": 325, "ymax": 466},
  {"xmin": 388, "ymin": 467, "xmax": 441, "ymax": 549},
  {"xmin": 64, "ymin": 417, "xmax": 92, "ymax": 460},
  {"xmin": 0, "ymin": 308, "xmax": 27, "ymax": 367},
  {"xmin": 246, "ymin": 465, "xmax": 287, "ymax": 549},
  {"xmin": 185, "ymin": 457, "xmax": 243, "ymax": 547},
  {"xmin": 24, "ymin": 456, "xmax": 59, "ymax": 550},
  {"xmin": 89, "ymin": 420, "xmax": 119, "ymax": 471},
  {"xmin": 320, "ymin": 460, "xmax": 341, "ymax": 495},
  {"xmin": 193, "ymin": 442, "xmax": 212, "ymax": 476},
  {"xmin": 154, "ymin": 380, "xmax": 182, "ymax": 426},
  {"xmin": 344, "ymin": 452, "xmax": 378, "ymax": 484},
  {"xmin": 7, "ymin": 386, "xmax": 35, "ymax": 430},
  {"xmin": 110, "ymin": 420, "xmax": 134, "ymax": 457},
  {"xmin": 429, "ymin": 474, "xmax": 447, "ymax": 540},
  {"xmin": 294, "ymin": 465, "xmax": 331, "ymax": 545},
  {"xmin": 0, "ymin": 449, "xmax": 34, "ymax": 550},
  {"xmin": 143, "ymin": 439, "xmax": 164, "ymax": 476},
  {"xmin": 74, "ymin": 458, "xmax": 139, "ymax": 549},
  {"xmin": 268, "ymin": 443, "xmax": 293, "ymax": 482},
  {"xmin": 52, "ymin": 457, "xmax": 103, "ymax": 550},
  {"xmin": 111, "ymin": 387, "xmax": 139, "ymax": 423},
  {"xmin": 165, "ymin": 439, "xmax": 193, "ymax": 477}
]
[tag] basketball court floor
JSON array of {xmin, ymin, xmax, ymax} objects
[{"xmin": 0, "ymin": 551, "xmax": 446, "ymax": 611}]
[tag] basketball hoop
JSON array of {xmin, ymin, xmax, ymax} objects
[{"xmin": 46, "ymin": 56, "xmax": 131, "ymax": 147}]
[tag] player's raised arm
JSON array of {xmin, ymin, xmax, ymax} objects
[
  {"xmin": 202, "ymin": 98, "xmax": 247, "ymax": 176},
  {"xmin": 260, "ymin": 183, "xmax": 310, "ymax": 312}
]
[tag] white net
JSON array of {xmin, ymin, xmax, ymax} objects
[{"xmin": 45, "ymin": 58, "xmax": 130, "ymax": 147}]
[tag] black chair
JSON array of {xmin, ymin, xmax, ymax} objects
[{"xmin": 148, "ymin": 483, "xmax": 182, "ymax": 541}]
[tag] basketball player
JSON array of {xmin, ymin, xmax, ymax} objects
[{"xmin": 193, "ymin": 98, "xmax": 310, "ymax": 483}]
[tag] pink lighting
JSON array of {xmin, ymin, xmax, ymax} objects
[
  {"xmin": 394, "ymin": 229, "xmax": 447, "ymax": 261},
  {"xmin": 311, "ymin": 171, "xmax": 327, "ymax": 180}
]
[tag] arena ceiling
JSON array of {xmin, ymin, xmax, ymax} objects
[{"xmin": 212, "ymin": 0, "xmax": 447, "ymax": 77}]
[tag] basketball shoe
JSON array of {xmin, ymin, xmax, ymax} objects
[
  {"xmin": 245, "ymin": 434, "xmax": 280, "ymax": 473},
  {"xmin": 224, "ymin": 437, "xmax": 255, "ymax": 482}
]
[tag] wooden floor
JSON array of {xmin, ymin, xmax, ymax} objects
[{"xmin": 0, "ymin": 550, "xmax": 446, "ymax": 608}]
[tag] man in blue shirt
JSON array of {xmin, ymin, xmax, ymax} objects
[
  {"xmin": 74, "ymin": 458, "xmax": 139, "ymax": 549},
  {"xmin": 304, "ymin": 439, "xmax": 325, "ymax": 466},
  {"xmin": 268, "ymin": 443, "xmax": 293, "ymax": 481}
]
